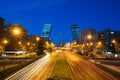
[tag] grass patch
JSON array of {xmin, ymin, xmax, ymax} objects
[
  {"xmin": 0, "ymin": 53, "xmax": 45, "ymax": 80},
  {"xmin": 95, "ymin": 64, "xmax": 120, "ymax": 79},
  {"xmin": 48, "ymin": 59, "xmax": 72, "ymax": 80}
]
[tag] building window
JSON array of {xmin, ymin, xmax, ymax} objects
[
  {"xmin": 106, "ymin": 42, "xmax": 108, "ymax": 44},
  {"xmin": 111, "ymin": 32, "xmax": 114, "ymax": 34}
]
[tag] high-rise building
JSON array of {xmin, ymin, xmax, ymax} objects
[
  {"xmin": 98, "ymin": 29, "xmax": 120, "ymax": 52},
  {"xmin": 41, "ymin": 24, "xmax": 52, "ymax": 39},
  {"xmin": 79, "ymin": 28, "xmax": 97, "ymax": 43},
  {"xmin": 70, "ymin": 24, "xmax": 79, "ymax": 41},
  {"xmin": 78, "ymin": 28, "xmax": 97, "ymax": 52}
]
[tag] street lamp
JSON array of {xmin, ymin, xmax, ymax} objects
[
  {"xmin": 36, "ymin": 37, "xmax": 40, "ymax": 41},
  {"xmin": 111, "ymin": 39, "xmax": 116, "ymax": 53},
  {"xmin": 87, "ymin": 34, "xmax": 92, "ymax": 52},
  {"xmin": 11, "ymin": 27, "xmax": 21, "ymax": 36},
  {"xmin": 96, "ymin": 41, "xmax": 102, "ymax": 49},
  {"xmin": 87, "ymin": 34, "xmax": 92, "ymax": 40},
  {"xmin": 27, "ymin": 42, "xmax": 30, "ymax": 46},
  {"xmin": 18, "ymin": 41, "xmax": 22, "ymax": 45},
  {"xmin": 98, "ymin": 41, "xmax": 102, "ymax": 46},
  {"xmin": 112, "ymin": 39, "xmax": 116, "ymax": 44},
  {"xmin": 3, "ymin": 39, "xmax": 8, "ymax": 52},
  {"xmin": 14, "ymin": 29, "xmax": 20, "ymax": 35},
  {"xmin": 2, "ymin": 39, "xmax": 8, "ymax": 70},
  {"xmin": 90, "ymin": 42, "xmax": 93, "ymax": 46},
  {"xmin": 3, "ymin": 39, "xmax": 8, "ymax": 44}
]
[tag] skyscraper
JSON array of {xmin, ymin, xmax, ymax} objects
[
  {"xmin": 70, "ymin": 24, "xmax": 79, "ymax": 41},
  {"xmin": 98, "ymin": 29, "xmax": 120, "ymax": 52},
  {"xmin": 41, "ymin": 24, "xmax": 52, "ymax": 39},
  {"xmin": 79, "ymin": 28, "xmax": 97, "ymax": 43}
]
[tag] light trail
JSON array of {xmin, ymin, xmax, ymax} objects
[
  {"xmin": 63, "ymin": 50, "xmax": 118, "ymax": 80},
  {"xmin": 5, "ymin": 53, "xmax": 50, "ymax": 80}
]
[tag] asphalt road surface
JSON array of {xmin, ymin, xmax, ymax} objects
[
  {"xmin": 5, "ymin": 50, "xmax": 118, "ymax": 80},
  {"xmin": 63, "ymin": 50, "xmax": 118, "ymax": 80},
  {"xmin": 5, "ymin": 52, "xmax": 57, "ymax": 80}
]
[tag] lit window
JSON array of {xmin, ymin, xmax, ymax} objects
[
  {"xmin": 111, "ymin": 32, "xmax": 114, "ymax": 34},
  {"xmin": 106, "ymin": 42, "xmax": 108, "ymax": 44},
  {"xmin": 110, "ymin": 44, "xmax": 113, "ymax": 47}
]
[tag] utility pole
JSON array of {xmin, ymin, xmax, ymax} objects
[
  {"xmin": 60, "ymin": 32, "xmax": 62, "ymax": 43},
  {"xmin": 59, "ymin": 32, "xmax": 62, "ymax": 47}
]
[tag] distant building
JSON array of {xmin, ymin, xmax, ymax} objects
[
  {"xmin": 70, "ymin": 24, "xmax": 79, "ymax": 41},
  {"xmin": 97, "ymin": 29, "xmax": 120, "ymax": 52},
  {"xmin": 0, "ymin": 17, "xmax": 4, "ymax": 28},
  {"xmin": 41, "ymin": 24, "xmax": 52, "ymax": 39},
  {"xmin": 27, "ymin": 35, "xmax": 38, "ymax": 43},
  {"xmin": 0, "ymin": 17, "xmax": 5, "ymax": 39},
  {"xmin": 79, "ymin": 28, "xmax": 97, "ymax": 44}
]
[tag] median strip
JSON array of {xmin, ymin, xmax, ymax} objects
[{"xmin": 48, "ymin": 59, "xmax": 72, "ymax": 80}]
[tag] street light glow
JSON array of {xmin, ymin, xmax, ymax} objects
[
  {"xmin": 10, "ymin": 26, "xmax": 22, "ymax": 37},
  {"xmin": 13, "ymin": 28, "xmax": 21, "ymax": 35},
  {"xmin": 14, "ymin": 29, "xmax": 20, "ymax": 35},
  {"xmin": 3, "ymin": 39, "xmax": 8, "ymax": 44},
  {"xmin": 98, "ymin": 41, "xmax": 102, "ymax": 45},
  {"xmin": 36, "ymin": 37, "xmax": 40, "ymax": 41},
  {"xmin": 87, "ymin": 34, "xmax": 92, "ymax": 39},
  {"xmin": 18, "ymin": 41, "xmax": 22, "ymax": 45},
  {"xmin": 27, "ymin": 42, "xmax": 30, "ymax": 46},
  {"xmin": 90, "ymin": 42, "xmax": 93, "ymax": 46},
  {"xmin": 112, "ymin": 40, "xmax": 116, "ymax": 43}
]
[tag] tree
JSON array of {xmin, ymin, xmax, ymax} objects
[
  {"xmin": 5, "ymin": 24, "xmax": 28, "ymax": 51},
  {"xmin": 0, "ymin": 17, "xmax": 5, "ymax": 40},
  {"xmin": 114, "ymin": 42, "xmax": 120, "ymax": 53},
  {"xmin": 36, "ymin": 38, "xmax": 45, "ymax": 55},
  {"xmin": 0, "ymin": 17, "xmax": 7, "ymax": 53}
]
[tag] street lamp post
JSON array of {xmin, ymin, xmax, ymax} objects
[
  {"xmin": 84, "ymin": 34, "xmax": 92, "ymax": 56},
  {"xmin": 87, "ymin": 34, "xmax": 92, "ymax": 40},
  {"xmin": 3, "ymin": 39, "xmax": 8, "ymax": 45},
  {"xmin": 11, "ymin": 27, "xmax": 22, "ymax": 51},
  {"xmin": 87, "ymin": 34, "xmax": 92, "ymax": 51},
  {"xmin": 26, "ymin": 42, "xmax": 31, "ymax": 52},
  {"xmin": 35, "ymin": 36, "xmax": 40, "ymax": 46},
  {"xmin": 3, "ymin": 39, "xmax": 8, "ymax": 70},
  {"xmin": 112, "ymin": 39, "xmax": 116, "ymax": 44},
  {"xmin": 112, "ymin": 39, "xmax": 116, "ymax": 53},
  {"xmin": 11, "ymin": 27, "xmax": 21, "ymax": 37},
  {"xmin": 36, "ymin": 37, "xmax": 40, "ymax": 42}
]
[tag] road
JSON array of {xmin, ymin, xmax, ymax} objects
[
  {"xmin": 5, "ymin": 50, "xmax": 118, "ymax": 80},
  {"xmin": 5, "ymin": 52, "xmax": 57, "ymax": 80},
  {"xmin": 63, "ymin": 50, "xmax": 118, "ymax": 80}
]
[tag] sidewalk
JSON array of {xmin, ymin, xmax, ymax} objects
[
  {"xmin": 101, "ymin": 64, "xmax": 120, "ymax": 73},
  {"xmin": 89, "ymin": 59, "xmax": 120, "ymax": 73}
]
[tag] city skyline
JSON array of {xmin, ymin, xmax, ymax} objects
[{"xmin": 0, "ymin": 0, "xmax": 120, "ymax": 44}]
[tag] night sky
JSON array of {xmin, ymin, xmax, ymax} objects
[{"xmin": 0, "ymin": 0, "xmax": 120, "ymax": 44}]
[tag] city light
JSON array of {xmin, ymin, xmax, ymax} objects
[
  {"xmin": 3, "ymin": 39, "xmax": 8, "ymax": 44},
  {"xmin": 27, "ymin": 42, "xmax": 30, "ymax": 46},
  {"xmin": 36, "ymin": 37, "xmax": 40, "ymax": 41},
  {"xmin": 86, "ymin": 43, "xmax": 89, "ymax": 46},
  {"xmin": 12, "ymin": 27, "xmax": 21, "ymax": 36},
  {"xmin": 112, "ymin": 39, "xmax": 116, "ymax": 43},
  {"xmin": 98, "ymin": 41, "xmax": 102, "ymax": 46},
  {"xmin": 90, "ymin": 42, "xmax": 93, "ymax": 46},
  {"xmin": 87, "ymin": 34, "xmax": 92, "ymax": 40},
  {"xmin": 14, "ymin": 29, "xmax": 20, "ymax": 35},
  {"xmin": 10, "ymin": 26, "xmax": 23, "ymax": 38},
  {"xmin": 18, "ymin": 41, "xmax": 22, "ymax": 45}
]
